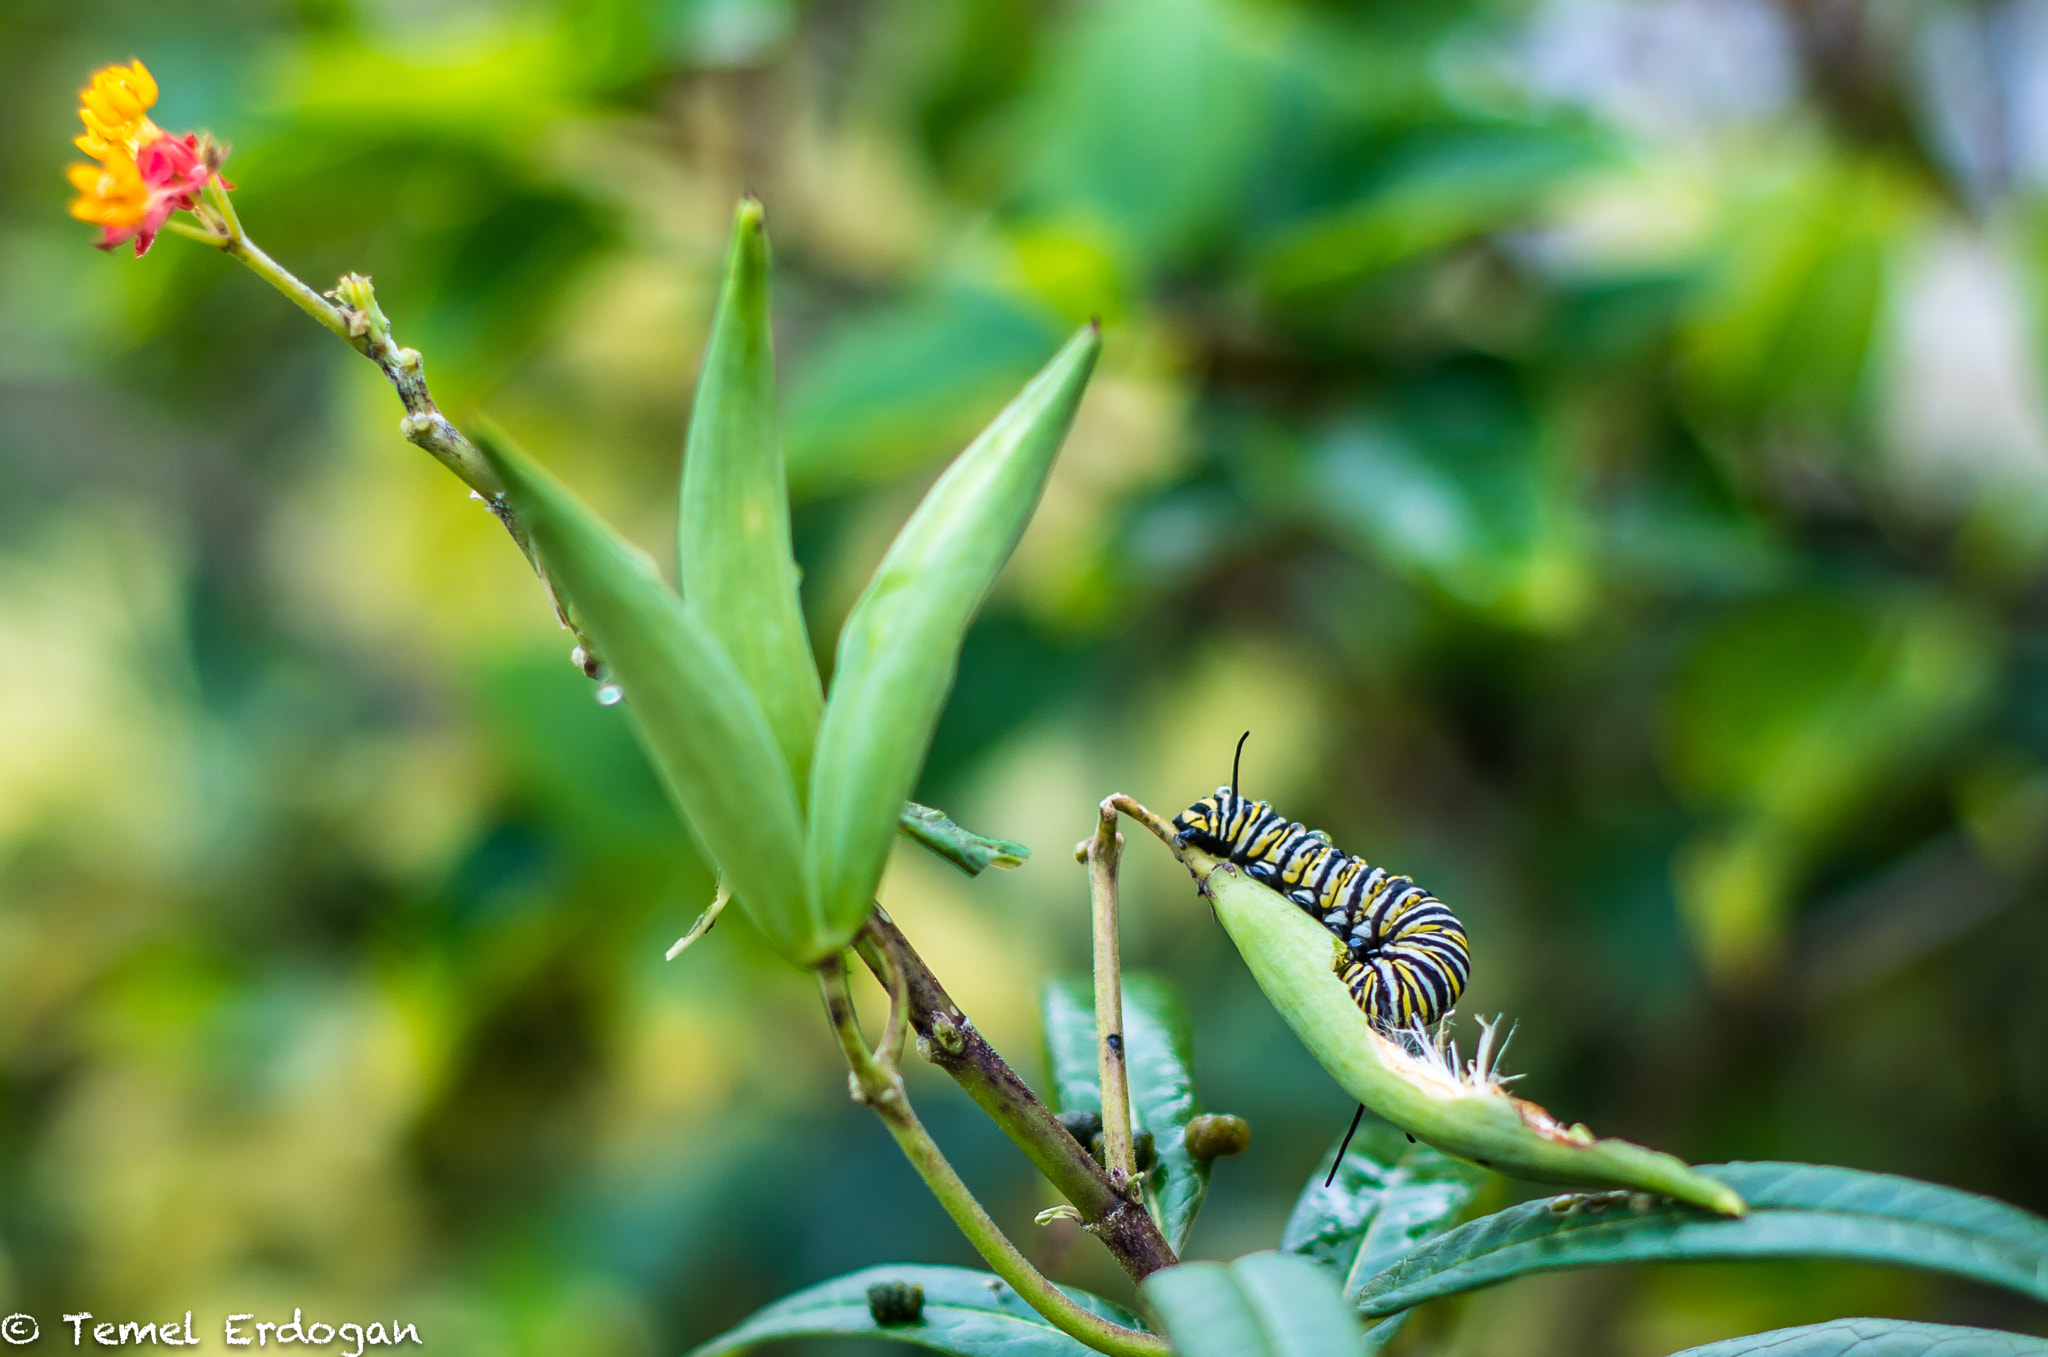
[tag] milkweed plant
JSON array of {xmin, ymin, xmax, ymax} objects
[{"xmin": 68, "ymin": 61, "xmax": 2048, "ymax": 1357}]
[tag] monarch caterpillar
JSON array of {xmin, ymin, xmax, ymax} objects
[{"xmin": 1173, "ymin": 736, "xmax": 1469, "ymax": 1032}]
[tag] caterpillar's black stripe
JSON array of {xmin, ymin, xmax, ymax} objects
[{"xmin": 1173, "ymin": 787, "xmax": 1468, "ymax": 1029}]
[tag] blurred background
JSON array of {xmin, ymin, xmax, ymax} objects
[{"xmin": 5, "ymin": 0, "xmax": 2048, "ymax": 1353}]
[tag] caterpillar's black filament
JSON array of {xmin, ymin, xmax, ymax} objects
[{"xmin": 1173, "ymin": 787, "xmax": 1469, "ymax": 1029}]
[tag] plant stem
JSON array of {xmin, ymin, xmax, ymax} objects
[
  {"xmin": 817, "ymin": 954, "xmax": 1168, "ymax": 1357},
  {"xmin": 876, "ymin": 924, "xmax": 909, "ymax": 1073},
  {"xmin": 1108, "ymin": 795, "xmax": 1181, "ymax": 855},
  {"xmin": 212, "ymin": 216, "xmax": 356, "ymax": 349},
  {"xmin": 1086, "ymin": 799, "xmax": 1138, "ymax": 1188},
  {"xmin": 185, "ymin": 189, "xmax": 601, "ymax": 650},
  {"xmin": 851, "ymin": 913, "xmax": 1178, "ymax": 1281},
  {"xmin": 189, "ymin": 179, "xmax": 519, "ymax": 541}
]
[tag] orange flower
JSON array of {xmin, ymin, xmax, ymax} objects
[
  {"xmin": 67, "ymin": 152, "xmax": 149, "ymax": 231},
  {"xmin": 66, "ymin": 60, "xmax": 218, "ymax": 258},
  {"xmin": 75, "ymin": 60, "xmax": 162, "ymax": 161}
]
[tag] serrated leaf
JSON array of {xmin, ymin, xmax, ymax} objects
[
  {"xmin": 1141, "ymin": 1252, "xmax": 1362, "ymax": 1357},
  {"xmin": 686, "ymin": 1264, "xmax": 1143, "ymax": 1357},
  {"xmin": 806, "ymin": 325, "xmax": 1099, "ymax": 953},
  {"xmin": 1281, "ymin": 1117, "xmax": 1486, "ymax": 1351},
  {"xmin": 1043, "ymin": 974, "xmax": 1212, "ymax": 1252},
  {"xmin": 1355, "ymin": 1162, "xmax": 2048, "ymax": 1319},
  {"xmin": 678, "ymin": 197, "xmax": 823, "ymax": 792},
  {"xmin": 1668, "ymin": 1318, "xmax": 2048, "ymax": 1357},
  {"xmin": 476, "ymin": 426, "xmax": 818, "ymax": 961}
]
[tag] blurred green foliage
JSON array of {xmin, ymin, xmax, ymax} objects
[{"xmin": 5, "ymin": 0, "xmax": 2048, "ymax": 1354}]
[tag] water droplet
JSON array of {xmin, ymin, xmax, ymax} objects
[{"xmin": 596, "ymin": 683, "xmax": 624, "ymax": 706}]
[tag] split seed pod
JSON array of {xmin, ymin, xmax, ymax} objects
[{"xmin": 1190, "ymin": 844, "xmax": 1745, "ymax": 1216}]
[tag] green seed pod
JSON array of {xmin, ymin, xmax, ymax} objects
[
  {"xmin": 1197, "ymin": 851, "xmax": 1745, "ymax": 1217},
  {"xmin": 1183, "ymin": 1113, "xmax": 1252, "ymax": 1161}
]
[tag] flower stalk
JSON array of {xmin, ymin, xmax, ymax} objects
[
  {"xmin": 61, "ymin": 61, "xmax": 558, "ymax": 629},
  {"xmin": 816, "ymin": 951, "xmax": 1168, "ymax": 1357},
  {"xmin": 171, "ymin": 185, "xmax": 592, "ymax": 656}
]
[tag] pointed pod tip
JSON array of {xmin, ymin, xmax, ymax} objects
[
  {"xmin": 736, "ymin": 194, "xmax": 766, "ymax": 231},
  {"xmin": 1707, "ymin": 1182, "xmax": 1749, "ymax": 1217},
  {"xmin": 1062, "ymin": 318, "xmax": 1103, "ymax": 367}
]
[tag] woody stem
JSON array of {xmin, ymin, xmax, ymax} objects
[
  {"xmin": 1086, "ymin": 800, "xmax": 1138, "ymax": 1188},
  {"xmin": 817, "ymin": 953, "xmax": 1167, "ymax": 1357},
  {"xmin": 851, "ymin": 912, "xmax": 1177, "ymax": 1281}
]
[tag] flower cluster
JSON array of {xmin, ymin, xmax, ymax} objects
[{"xmin": 67, "ymin": 61, "xmax": 218, "ymax": 257}]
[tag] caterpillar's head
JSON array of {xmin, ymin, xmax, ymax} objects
[
  {"xmin": 1173, "ymin": 786, "xmax": 1239, "ymax": 856},
  {"xmin": 1176, "ymin": 730, "xmax": 1254, "ymax": 857}
]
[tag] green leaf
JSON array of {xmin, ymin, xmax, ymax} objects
[
  {"xmin": 1283, "ymin": 1118, "xmax": 1486, "ymax": 1287},
  {"xmin": 475, "ymin": 425, "xmax": 818, "ymax": 961},
  {"xmin": 1041, "ymin": 977, "xmax": 1099, "ymax": 1117},
  {"xmin": 899, "ymin": 801, "xmax": 1030, "ymax": 876},
  {"xmin": 1661, "ymin": 594, "xmax": 1995, "ymax": 978},
  {"xmin": 1257, "ymin": 126, "xmax": 1609, "ymax": 295},
  {"xmin": 1296, "ymin": 398, "xmax": 1591, "ymax": 632},
  {"xmin": 678, "ymin": 197, "xmax": 823, "ymax": 792},
  {"xmin": 1668, "ymin": 1319, "xmax": 2048, "ymax": 1357},
  {"xmin": 1682, "ymin": 152, "xmax": 1922, "ymax": 431},
  {"xmin": 1354, "ymin": 1162, "xmax": 2048, "ymax": 1320},
  {"xmin": 685, "ymin": 1264, "xmax": 1143, "ymax": 1357},
  {"xmin": 1281, "ymin": 1118, "xmax": 1486, "ymax": 1351},
  {"xmin": 805, "ymin": 324, "xmax": 1099, "ymax": 952},
  {"xmin": 1024, "ymin": 0, "xmax": 1292, "ymax": 275},
  {"xmin": 1043, "ymin": 974, "xmax": 1213, "ymax": 1252},
  {"xmin": 1141, "ymin": 1252, "xmax": 1362, "ymax": 1357}
]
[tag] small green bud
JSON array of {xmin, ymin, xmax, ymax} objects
[
  {"xmin": 928, "ymin": 1011, "xmax": 966, "ymax": 1055},
  {"xmin": 327, "ymin": 272, "xmax": 392, "ymax": 346},
  {"xmin": 1184, "ymin": 1113, "xmax": 1252, "ymax": 1161}
]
